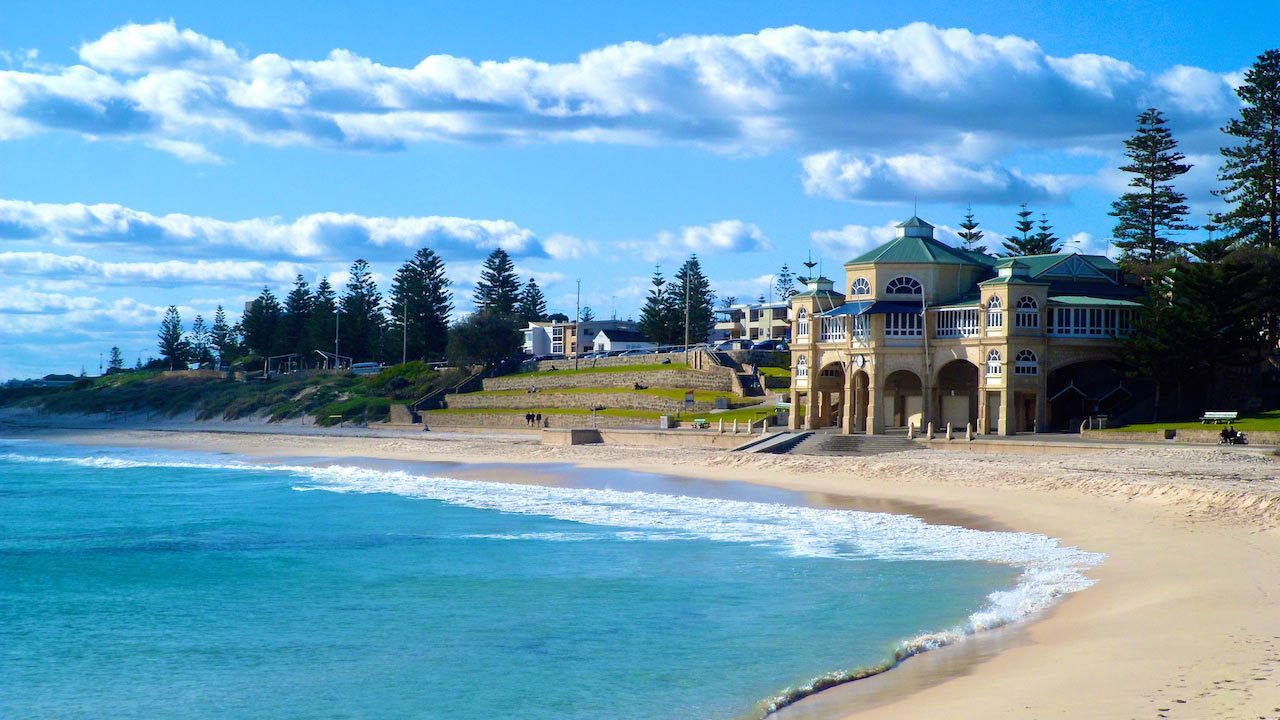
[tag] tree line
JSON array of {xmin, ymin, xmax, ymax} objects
[{"xmin": 139, "ymin": 247, "xmax": 560, "ymax": 373}]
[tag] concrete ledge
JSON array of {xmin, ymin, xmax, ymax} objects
[{"xmin": 541, "ymin": 428, "xmax": 604, "ymax": 445}]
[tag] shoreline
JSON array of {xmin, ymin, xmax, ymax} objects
[{"xmin": 5, "ymin": 422, "xmax": 1280, "ymax": 718}]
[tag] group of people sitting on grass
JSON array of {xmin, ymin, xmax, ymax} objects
[{"xmin": 1219, "ymin": 426, "xmax": 1248, "ymax": 445}]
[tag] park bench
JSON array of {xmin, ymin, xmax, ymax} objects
[
  {"xmin": 1200, "ymin": 411, "xmax": 1238, "ymax": 424},
  {"xmin": 691, "ymin": 418, "xmax": 710, "ymax": 430}
]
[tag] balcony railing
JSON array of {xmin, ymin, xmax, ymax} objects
[{"xmin": 935, "ymin": 307, "xmax": 980, "ymax": 338}]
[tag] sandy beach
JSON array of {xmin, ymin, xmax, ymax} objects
[{"xmin": 6, "ymin": 422, "xmax": 1280, "ymax": 719}]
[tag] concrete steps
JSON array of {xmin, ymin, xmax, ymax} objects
[{"xmin": 786, "ymin": 432, "xmax": 920, "ymax": 456}]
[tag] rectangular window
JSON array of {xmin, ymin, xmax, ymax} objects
[{"xmin": 885, "ymin": 312, "xmax": 923, "ymax": 337}]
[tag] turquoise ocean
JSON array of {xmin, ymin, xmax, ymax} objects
[{"xmin": 0, "ymin": 439, "xmax": 1100, "ymax": 719}]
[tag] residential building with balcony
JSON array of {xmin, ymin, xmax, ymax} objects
[
  {"xmin": 523, "ymin": 319, "xmax": 641, "ymax": 358},
  {"xmin": 788, "ymin": 216, "xmax": 1142, "ymax": 436},
  {"xmin": 713, "ymin": 300, "xmax": 792, "ymax": 342}
]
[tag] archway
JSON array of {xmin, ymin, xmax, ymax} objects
[
  {"xmin": 882, "ymin": 369, "xmax": 923, "ymax": 429},
  {"xmin": 1047, "ymin": 361, "xmax": 1138, "ymax": 431},
  {"xmin": 815, "ymin": 362, "xmax": 846, "ymax": 429},
  {"xmin": 935, "ymin": 360, "xmax": 979, "ymax": 430}
]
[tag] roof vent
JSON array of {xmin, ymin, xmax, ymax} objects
[{"xmin": 897, "ymin": 216, "xmax": 934, "ymax": 239}]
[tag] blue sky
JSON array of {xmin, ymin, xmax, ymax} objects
[{"xmin": 0, "ymin": 0, "xmax": 1274, "ymax": 379}]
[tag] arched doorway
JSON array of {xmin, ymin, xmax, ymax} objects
[
  {"xmin": 1047, "ymin": 361, "xmax": 1136, "ymax": 431},
  {"xmin": 815, "ymin": 362, "xmax": 846, "ymax": 428},
  {"xmin": 851, "ymin": 370, "xmax": 870, "ymax": 433},
  {"xmin": 882, "ymin": 369, "xmax": 923, "ymax": 429},
  {"xmin": 935, "ymin": 360, "xmax": 979, "ymax": 430}
]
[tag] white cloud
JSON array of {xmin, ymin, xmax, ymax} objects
[
  {"xmin": 801, "ymin": 151, "xmax": 1076, "ymax": 204},
  {"xmin": 0, "ymin": 198, "xmax": 543, "ymax": 260},
  {"xmin": 624, "ymin": 219, "xmax": 771, "ymax": 262},
  {"xmin": 0, "ymin": 21, "xmax": 1240, "ymax": 158},
  {"xmin": 810, "ymin": 221, "xmax": 901, "ymax": 260},
  {"xmin": 0, "ymin": 252, "xmax": 309, "ymax": 285},
  {"xmin": 542, "ymin": 233, "xmax": 597, "ymax": 260}
]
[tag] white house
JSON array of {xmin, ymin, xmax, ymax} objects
[{"xmin": 591, "ymin": 329, "xmax": 657, "ymax": 353}]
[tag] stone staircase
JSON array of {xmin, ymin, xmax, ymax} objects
[{"xmin": 788, "ymin": 432, "xmax": 920, "ymax": 456}]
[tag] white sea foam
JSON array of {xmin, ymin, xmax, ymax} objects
[{"xmin": 3, "ymin": 449, "xmax": 1104, "ymax": 656}]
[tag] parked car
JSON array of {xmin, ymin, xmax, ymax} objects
[
  {"xmin": 713, "ymin": 339, "xmax": 753, "ymax": 352},
  {"xmin": 752, "ymin": 339, "xmax": 789, "ymax": 352},
  {"xmin": 350, "ymin": 362, "xmax": 383, "ymax": 376}
]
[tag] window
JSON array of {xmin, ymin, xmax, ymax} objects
[
  {"xmin": 885, "ymin": 312, "xmax": 923, "ymax": 337},
  {"xmin": 796, "ymin": 308, "xmax": 809, "ymax": 339},
  {"xmin": 850, "ymin": 277, "xmax": 870, "ymax": 296},
  {"xmin": 1015, "ymin": 349, "xmax": 1038, "ymax": 375},
  {"xmin": 885, "ymin": 276, "xmax": 923, "ymax": 295},
  {"xmin": 796, "ymin": 355, "xmax": 808, "ymax": 379},
  {"xmin": 1015, "ymin": 296, "xmax": 1039, "ymax": 329},
  {"xmin": 819, "ymin": 315, "xmax": 846, "ymax": 342},
  {"xmin": 986, "ymin": 295, "xmax": 1004, "ymax": 332},
  {"xmin": 935, "ymin": 308, "xmax": 980, "ymax": 338},
  {"xmin": 1047, "ymin": 307, "xmax": 1135, "ymax": 338},
  {"xmin": 986, "ymin": 349, "xmax": 1002, "ymax": 376}
]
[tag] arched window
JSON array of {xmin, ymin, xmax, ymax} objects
[
  {"xmin": 1015, "ymin": 296, "xmax": 1039, "ymax": 329},
  {"xmin": 986, "ymin": 295, "xmax": 1004, "ymax": 332},
  {"xmin": 1015, "ymin": 349, "xmax": 1038, "ymax": 375},
  {"xmin": 850, "ymin": 277, "xmax": 870, "ymax": 296},
  {"xmin": 885, "ymin": 276, "xmax": 922, "ymax": 295},
  {"xmin": 796, "ymin": 355, "xmax": 808, "ymax": 379},
  {"xmin": 986, "ymin": 349, "xmax": 1002, "ymax": 376},
  {"xmin": 796, "ymin": 308, "xmax": 809, "ymax": 339}
]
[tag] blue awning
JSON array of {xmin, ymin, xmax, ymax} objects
[{"xmin": 821, "ymin": 301, "xmax": 924, "ymax": 317}]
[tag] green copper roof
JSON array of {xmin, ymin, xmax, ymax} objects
[
  {"xmin": 848, "ymin": 234, "xmax": 983, "ymax": 266},
  {"xmin": 1048, "ymin": 295, "xmax": 1141, "ymax": 307},
  {"xmin": 978, "ymin": 275, "xmax": 1047, "ymax": 286},
  {"xmin": 1008, "ymin": 253, "xmax": 1119, "ymax": 279},
  {"xmin": 897, "ymin": 215, "xmax": 934, "ymax": 229},
  {"xmin": 994, "ymin": 257, "xmax": 1030, "ymax": 269}
]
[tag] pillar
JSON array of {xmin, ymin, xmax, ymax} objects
[
  {"xmin": 1035, "ymin": 375, "xmax": 1049, "ymax": 432},
  {"xmin": 841, "ymin": 367, "xmax": 857, "ymax": 434},
  {"xmin": 788, "ymin": 388, "xmax": 801, "ymax": 430},
  {"xmin": 866, "ymin": 374, "xmax": 883, "ymax": 435},
  {"xmin": 997, "ymin": 389, "xmax": 1012, "ymax": 436},
  {"xmin": 977, "ymin": 380, "xmax": 988, "ymax": 434},
  {"xmin": 804, "ymin": 385, "xmax": 820, "ymax": 430},
  {"xmin": 853, "ymin": 375, "xmax": 866, "ymax": 433},
  {"xmin": 921, "ymin": 381, "xmax": 934, "ymax": 430}
]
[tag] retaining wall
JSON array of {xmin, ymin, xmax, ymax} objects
[
  {"xmin": 533, "ymin": 352, "xmax": 689, "ymax": 372},
  {"xmin": 447, "ymin": 390, "xmax": 721, "ymax": 412},
  {"xmin": 1080, "ymin": 428, "xmax": 1280, "ymax": 445},
  {"xmin": 482, "ymin": 368, "xmax": 732, "ymax": 392},
  {"xmin": 422, "ymin": 411, "xmax": 658, "ymax": 430}
]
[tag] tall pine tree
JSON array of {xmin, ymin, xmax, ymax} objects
[
  {"xmin": 305, "ymin": 278, "xmax": 337, "ymax": 362},
  {"xmin": 639, "ymin": 265, "xmax": 678, "ymax": 345},
  {"xmin": 472, "ymin": 248, "xmax": 521, "ymax": 314},
  {"xmin": 157, "ymin": 306, "xmax": 188, "ymax": 371},
  {"xmin": 107, "ymin": 346, "xmax": 125, "ymax": 372},
  {"xmin": 189, "ymin": 314, "xmax": 215, "ymax": 368},
  {"xmin": 1032, "ymin": 214, "xmax": 1061, "ymax": 254},
  {"xmin": 957, "ymin": 206, "xmax": 986, "ymax": 252},
  {"xmin": 210, "ymin": 305, "xmax": 237, "ymax": 367},
  {"xmin": 1213, "ymin": 50, "xmax": 1280, "ymax": 248},
  {"xmin": 387, "ymin": 248, "xmax": 453, "ymax": 362},
  {"xmin": 774, "ymin": 264, "xmax": 797, "ymax": 300},
  {"xmin": 1001, "ymin": 204, "xmax": 1038, "ymax": 255},
  {"xmin": 668, "ymin": 255, "xmax": 716, "ymax": 347},
  {"xmin": 339, "ymin": 259, "xmax": 385, "ymax": 362},
  {"xmin": 241, "ymin": 287, "xmax": 282, "ymax": 358},
  {"xmin": 517, "ymin": 278, "xmax": 549, "ymax": 323},
  {"xmin": 1110, "ymin": 108, "xmax": 1195, "ymax": 268},
  {"xmin": 282, "ymin": 275, "xmax": 313, "ymax": 357}
]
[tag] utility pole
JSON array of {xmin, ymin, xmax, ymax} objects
[
  {"xmin": 683, "ymin": 270, "xmax": 690, "ymax": 355},
  {"xmin": 401, "ymin": 299, "xmax": 408, "ymax": 366},
  {"xmin": 334, "ymin": 310, "xmax": 340, "ymax": 370},
  {"xmin": 574, "ymin": 279, "xmax": 581, "ymax": 371}
]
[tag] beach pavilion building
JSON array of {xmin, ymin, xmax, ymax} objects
[{"xmin": 788, "ymin": 216, "xmax": 1143, "ymax": 436}]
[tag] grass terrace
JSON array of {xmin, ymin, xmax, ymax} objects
[
  {"xmin": 467, "ymin": 386, "xmax": 750, "ymax": 405},
  {"xmin": 1100, "ymin": 410, "xmax": 1280, "ymax": 433},
  {"xmin": 502, "ymin": 362, "xmax": 689, "ymax": 379}
]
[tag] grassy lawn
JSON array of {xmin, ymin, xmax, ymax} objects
[
  {"xmin": 425, "ymin": 407, "xmax": 664, "ymax": 419},
  {"xmin": 757, "ymin": 366, "xmax": 791, "ymax": 378},
  {"xmin": 502, "ymin": 362, "xmax": 688, "ymax": 379},
  {"xmin": 1102, "ymin": 410, "xmax": 1280, "ymax": 433}
]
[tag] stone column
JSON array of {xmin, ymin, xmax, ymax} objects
[
  {"xmin": 788, "ymin": 388, "xmax": 801, "ymax": 430},
  {"xmin": 804, "ymin": 385, "xmax": 820, "ymax": 430},
  {"xmin": 997, "ymin": 389, "xmax": 1012, "ymax": 436},
  {"xmin": 1035, "ymin": 374, "xmax": 1049, "ymax": 431},
  {"xmin": 866, "ymin": 372, "xmax": 882, "ymax": 435},
  {"xmin": 977, "ymin": 379, "xmax": 988, "ymax": 434},
  {"xmin": 853, "ymin": 374, "xmax": 866, "ymax": 432},
  {"xmin": 841, "ymin": 366, "xmax": 857, "ymax": 434}
]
